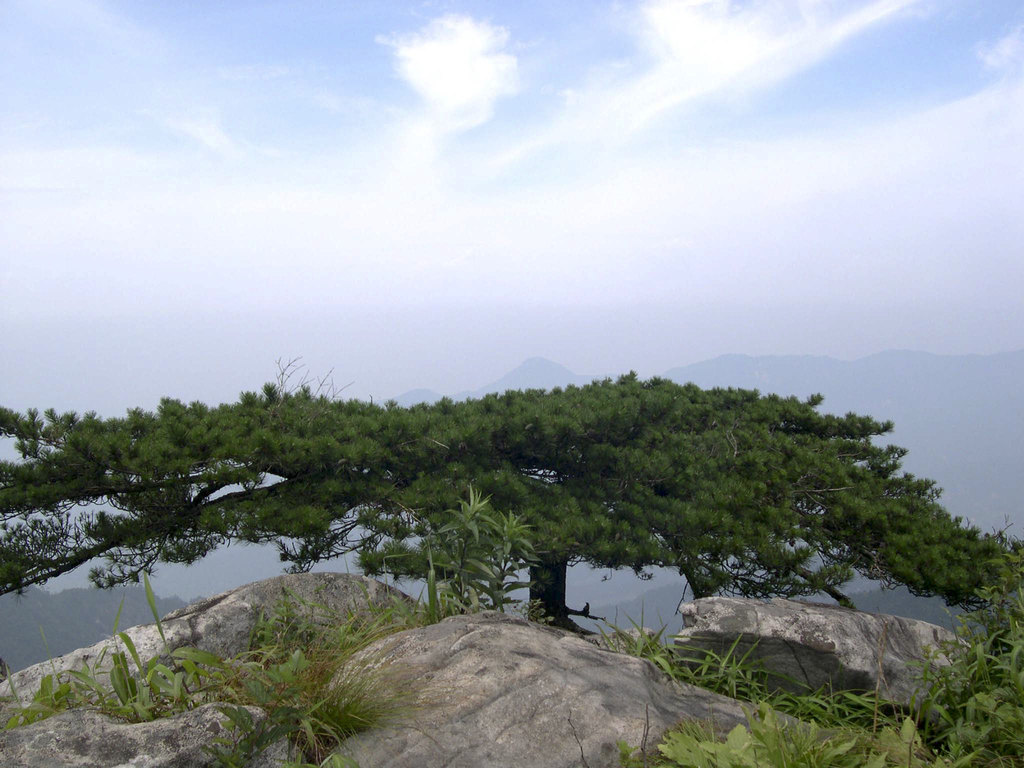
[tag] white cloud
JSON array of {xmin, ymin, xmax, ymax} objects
[
  {"xmin": 380, "ymin": 15, "xmax": 519, "ymax": 132},
  {"xmin": 4, "ymin": 76, "xmax": 1021, "ymax": 320},
  {"xmin": 978, "ymin": 25, "xmax": 1024, "ymax": 74}
]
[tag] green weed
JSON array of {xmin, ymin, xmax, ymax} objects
[
  {"xmin": 620, "ymin": 704, "xmax": 970, "ymax": 768},
  {"xmin": 914, "ymin": 550, "xmax": 1024, "ymax": 766}
]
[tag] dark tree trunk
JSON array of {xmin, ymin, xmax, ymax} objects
[
  {"xmin": 679, "ymin": 566, "xmax": 709, "ymax": 600},
  {"xmin": 529, "ymin": 559, "xmax": 572, "ymax": 627}
]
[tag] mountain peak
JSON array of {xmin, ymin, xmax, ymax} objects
[{"xmin": 511, "ymin": 356, "xmax": 574, "ymax": 373}]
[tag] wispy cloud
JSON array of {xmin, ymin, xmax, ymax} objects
[
  {"xmin": 632, "ymin": 0, "xmax": 923, "ymax": 116},
  {"xmin": 978, "ymin": 24, "xmax": 1024, "ymax": 74},
  {"xmin": 163, "ymin": 114, "xmax": 241, "ymax": 156},
  {"xmin": 493, "ymin": 0, "xmax": 923, "ymax": 163}
]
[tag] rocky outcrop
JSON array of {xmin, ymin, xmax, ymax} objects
[
  {"xmin": 338, "ymin": 611, "xmax": 749, "ymax": 768},
  {"xmin": 0, "ymin": 703, "xmax": 288, "ymax": 768},
  {"xmin": 8, "ymin": 578, "xmax": 952, "ymax": 768},
  {"xmin": 3, "ymin": 576, "xmax": 749, "ymax": 768},
  {"xmin": 2, "ymin": 572, "xmax": 406, "ymax": 719},
  {"xmin": 675, "ymin": 597, "xmax": 954, "ymax": 707}
]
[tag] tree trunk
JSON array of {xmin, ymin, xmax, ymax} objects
[
  {"xmin": 529, "ymin": 559, "xmax": 571, "ymax": 626},
  {"xmin": 679, "ymin": 566, "xmax": 709, "ymax": 600}
]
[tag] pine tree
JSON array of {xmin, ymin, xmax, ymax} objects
[{"xmin": 1, "ymin": 376, "xmax": 1008, "ymax": 626}]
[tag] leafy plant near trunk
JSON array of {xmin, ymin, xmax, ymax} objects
[{"xmin": 367, "ymin": 486, "xmax": 538, "ymax": 621}]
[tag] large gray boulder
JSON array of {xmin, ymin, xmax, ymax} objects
[
  {"xmin": 674, "ymin": 597, "xmax": 954, "ymax": 707},
  {"xmin": 0, "ymin": 703, "xmax": 288, "ymax": 768},
  {"xmin": 338, "ymin": 611, "xmax": 749, "ymax": 768},
  {"xmin": 2, "ymin": 572, "xmax": 406, "ymax": 717}
]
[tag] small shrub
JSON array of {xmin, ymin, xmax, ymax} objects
[
  {"xmin": 420, "ymin": 486, "xmax": 538, "ymax": 614},
  {"xmin": 620, "ymin": 704, "xmax": 968, "ymax": 768},
  {"xmin": 210, "ymin": 590, "xmax": 413, "ymax": 766}
]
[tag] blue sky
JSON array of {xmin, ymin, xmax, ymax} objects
[{"xmin": 2, "ymin": 0, "xmax": 1024, "ymax": 404}]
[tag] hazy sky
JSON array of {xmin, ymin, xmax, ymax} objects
[{"xmin": 2, "ymin": 0, "xmax": 1023, "ymax": 409}]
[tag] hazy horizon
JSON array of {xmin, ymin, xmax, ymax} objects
[{"xmin": 4, "ymin": 308, "xmax": 1022, "ymax": 418}]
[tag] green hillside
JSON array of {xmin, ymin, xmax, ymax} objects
[{"xmin": 0, "ymin": 586, "xmax": 187, "ymax": 673}]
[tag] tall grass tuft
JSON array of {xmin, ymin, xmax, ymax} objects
[{"xmin": 210, "ymin": 590, "xmax": 416, "ymax": 766}]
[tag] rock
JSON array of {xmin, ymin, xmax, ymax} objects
[
  {"xmin": 337, "ymin": 611, "xmax": 749, "ymax": 768},
  {"xmin": 2, "ymin": 572, "xmax": 407, "ymax": 718},
  {"xmin": 3, "ymin": 578, "xmax": 757, "ymax": 768},
  {"xmin": 674, "ymin": 597, "xmax": 954, "ymax": 707},
  {"xmin": 0, "ymin": 702, "xmax": 288, "ymax": 767}
]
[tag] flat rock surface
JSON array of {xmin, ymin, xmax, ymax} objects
[
  {"xmin": 0, "ymin": 703, "xmax": 288, "ymax": 768},
  {"xmin": 675, "ymin": 597, "xmax": 954, "ymax": 706},
  {"xmin": 338, "ymin": 611, "xmax": 749, "ymax": 768}
]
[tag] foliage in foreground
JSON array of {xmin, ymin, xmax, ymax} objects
[
  {"xmin": 2, "ymin": 574, "xmax": 418, "ymax": 767},
  {"xmin": 620, "ymin": 704, "xmax": 970, "ymax": 768},
  {"xmin": 915, "ymin": 550, "xmax": 1024, "ymax": 765},
  {"xmin": 614, "ymin": 551, "xmax": 1024, "ymax": 768}
]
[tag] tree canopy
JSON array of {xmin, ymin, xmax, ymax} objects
[{"xmin": 0, "ymin": 375, "xmax": 1009, "ymax": 622}]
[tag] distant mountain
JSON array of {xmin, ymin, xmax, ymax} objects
[
  {"xmin": 457, "ymin": 357, "xmax": 598, "ymax": 397},
  {"xmin": 0, "ymin": 586, "xmax": 187, "ymax": 673},
  {"xmin": 396, "ymin": 357, "xmax": 599, "ymax": 406},
  {"xmin": 577, "ymin": 582, "xmax": 689, "ymax": 636}
]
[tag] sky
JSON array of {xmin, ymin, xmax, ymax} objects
[
  {"xmin": 2, "ymin": 0, "xmax": 1024, "ymax": 599},
  {"xmin": 2, "ymin": 0, "xmax": 1024, "ymax": 409}
]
